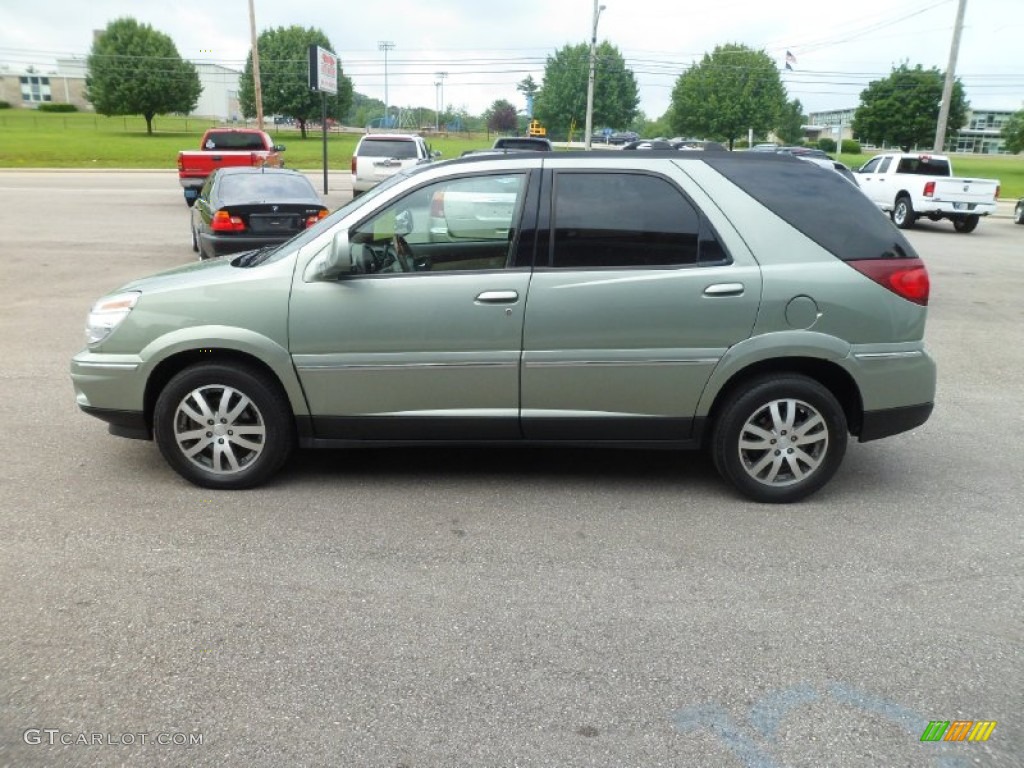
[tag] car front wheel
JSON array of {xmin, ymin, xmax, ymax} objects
[
  {"xmin": 1015, "ymin": 203, "xmax": 1024, "ymax": 225},
  {"xmin": 711, "ymin": 375, "xmax": 848, "ymax": 503},
  {"xmin": 153, "ymin": 363, "xmax": 295, "ymax": 489}
]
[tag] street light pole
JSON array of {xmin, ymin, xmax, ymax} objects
[
  {"xmin": 379, "ymin": 41, "xmax": 395, "ymax": 129},
  {"xmin": 934, "ymin": 0, "xmax": 967, "ymax": 152},
  {"xmin": 437, "ymin": 71, "xmax": 447, "ymax": 130}
]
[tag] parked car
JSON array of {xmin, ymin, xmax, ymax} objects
[
  {"xmin": 1014, "ymin": 198, "xmax": 1024, "ymax": 224},
  {"xmin": 350, "ymin": 133, "xmax": 438, "ymax": 195},
  {"xmin": 72, "ymin": 151, "xmax": 935, "ymax": 503},
  {"xmin": 607, "ymin": 131, "xmax": 639, "ymax": 145},
  {"xmin": 855, "ymin": 152, "xmax": 999, "ymax": 233},
  {"xmin": 190, "ymin": 167, "xmax": 327, "ymax": 260},
  {"xmin": 492, "ymin": 136, "xmax": 553, "ymax": 151},
  {"xmin": 177, "ymin": 128, "xmax": 285, "ymax": 207}
]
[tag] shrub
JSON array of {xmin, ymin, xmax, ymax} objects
[
  {"xmin": 0, "ymin": 100, "xmax": 11, "ymax": 109},
  {"xmin": 38, "ymin": 103, "xmax": 78, "ymax": 113},
  {"xmin": 840, "ymin": 139, "xmax": 861, "ymax": 154},
  {"xmin": 817, "ymin": 137, "xmax": 837, "ymax": 153}
]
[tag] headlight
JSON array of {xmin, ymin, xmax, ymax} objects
[{"xmin": 85, "ymin": 291, "xmax": 140, "ymax": 345}]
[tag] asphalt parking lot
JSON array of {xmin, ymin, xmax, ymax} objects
[{"xmin": 0, "ymin": 170, "xmax": 1021, "ymax": 767}]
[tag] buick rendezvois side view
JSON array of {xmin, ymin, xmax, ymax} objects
[{"xmin": 71, "ymin": 152, "xmax": 936, "ymax": 503}]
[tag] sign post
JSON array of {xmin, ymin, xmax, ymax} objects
[{"xmin": 308, "ymin": 45, "xmax": 338, "ymax": 195}]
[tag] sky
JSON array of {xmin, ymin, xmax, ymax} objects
[{"xmin": 1, "ymin": 0, "xmax": 1022, "ymax": 121}]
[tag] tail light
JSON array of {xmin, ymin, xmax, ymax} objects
[
  {"xmin": 211, "ymin": 210, "xmax": 246, "ymax": 232},
  {"xmin": 847, "ymin": 258, "xmax": 929, "ymax": 306},
  {"xmin": 430, "ymin": 190, "xmax": 445, "ymax": 218},
  {"xmin": 351, "ymin": 155, "xmax": 357, "ymax": 174},
  {"xmin": 923, "ymin": 181, "xmax": 935, "ymax": 197},
  {"xmin": 995, "ymin": 184, "xmax": 1001, "ymax": 199},
  {"xmin": 304, "ymin": 210, "xmax": 328, "ymax": 228}
]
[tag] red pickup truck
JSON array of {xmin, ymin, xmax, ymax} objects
[{"xmin": 177, "ymin": 128, "xmax": 285, "ymax": 206}]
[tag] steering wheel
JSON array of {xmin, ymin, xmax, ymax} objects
[{"xmin": 389, "ymin": 235, "xmax": 414, "ymax": 272}]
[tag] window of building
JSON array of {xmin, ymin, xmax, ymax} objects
[{"xmin": 19, "ymin": 75, "xmax": 51, "ymax": 103}]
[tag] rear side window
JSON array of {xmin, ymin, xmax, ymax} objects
[
  {"xmin": 706, "ymin": 154, "xmax": 920, "ymax": 262},
  {"xmin": 548, "ymin": 172, "xmax": 722, "ymax": 269},
  {"xmin": 358, "ymin": 140, "xmax": 420, "ymax": 159}
]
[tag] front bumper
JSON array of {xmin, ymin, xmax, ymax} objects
[{"xmin": 71, "ymin": 353, "xmax": 149, "ymax": 439}]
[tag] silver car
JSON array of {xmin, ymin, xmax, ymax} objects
[{"xmin": 71, "ymin": 151, "xmax": 936, "ymax": 502}]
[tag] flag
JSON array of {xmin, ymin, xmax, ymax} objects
[
  {"xmin": 785, "ymin": 62, "xmax": 793, "ymax": 71},
  {"xmin": 786, "ymin": 50, "xmax": 796, "ymax": 65}
]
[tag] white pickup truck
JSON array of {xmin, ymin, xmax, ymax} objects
[{"xmin": 855, "ymin": 152, "xmax": 1000, "ymax": 233}]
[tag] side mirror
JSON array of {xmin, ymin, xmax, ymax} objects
[
  {"xmin": 274, "ymin": 144, "xmax": 286, "ymax": 152},
  {"xmin": 306, "ymin": 230, "xmax": 354, "ymax": 281},
  {"xmin": 394, "ymin": 209, "xmax": 413, "ymax": 236},
  {"xmin": 432, "ymin": 150, "xmax": 442, "ymax": 158}
]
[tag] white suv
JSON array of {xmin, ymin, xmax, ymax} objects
[{"xmin": 350, "ymin": 133, "xmax": 436, "ymax": 195}]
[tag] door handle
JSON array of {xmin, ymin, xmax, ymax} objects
[
  {"xmin": 703, "ymin": 283, "xmax": 745, "ymax": 297},
  {"xmin": 475, "ymin": 290, "xmax": 519, "ymax": 304}
]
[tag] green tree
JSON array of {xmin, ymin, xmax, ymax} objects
[
  {"xmin": 534, "ymin": 42, "xmax": 639, "ymax": 140},
  {"xmin": 668, "ymin": 43, "xmax": 786, "ymax": 150},
  {"xmin": 239, "ymin": 26, "xmax": 353, "ymax": 139},
  {"xmin": 516, "ymin": 75, "xmax": 540, "ymax": 116},
  {"xmin": 775, "ymin": 98, "xmax": 806, "ymax": 145},
  {"xmin": 851, "ymin": 63, "xmax": 967, "ymax": 151},
  {"xmin": 485, "ymin": 99, "xmax": 519, "ymax": 133},
  {"xmin": 86, "ymin": 17, "xmax": 200, "ymax": 135},
  {"xmin": 1000, "ymin": 109, "xmax": 1024, "ymax": 154}
]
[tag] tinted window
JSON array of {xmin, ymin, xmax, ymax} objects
[
  {"xmin": 705, "ymin": 153, "xmax": 920, "ymax": 262},
  {"xmin": 358, "ymin": 139, "xmax": 420, "ymax": 159},
  {"xmin": 859, "ymin": 157, "xmax": 881, "ymax": 173},
  {"xmin": 896, "ymin": 156, "xmax": 951, "ymax": 176},
  {"xmin": 878, "ymin": 157, "xmax": 892, "ymax": 173},
  {"xmin": 550, "ymin": 173, "xmax": 705, "ymax": 268},
  {"xmin": 217, "ymin": 174, "xmax": 317, "ymax": 203},
  {"xmin": 205, "ymin": 132, "xmax": 267, "ymax": 151}
]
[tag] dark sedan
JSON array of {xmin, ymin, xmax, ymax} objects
[{"xmin": 190, "ymin": 167, "xmax": 328, "ymax": 260}]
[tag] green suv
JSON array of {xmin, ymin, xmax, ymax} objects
[{"xmin": 71, "ymin": 151, "xmax": 935, "ymax": 502}]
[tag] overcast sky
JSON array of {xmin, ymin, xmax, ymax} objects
[{"xmin": 1, "ymin": 0, "xmax": 1021, "ymax": 120}]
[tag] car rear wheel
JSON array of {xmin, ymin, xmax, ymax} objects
[
  {"xmin": 1014, "ymin": 203, "xmax": 1024, "ymax": 225},
  {"xmin": 952, "ymin": 215, "xmax": 979, "ymax": 233},
  {"xmin": 153, "ymin": 363, "xmax": 294, "ymax": 489},
  {"xmin": 891, "ymin": 196, "xmax": 916, "ymax": 229},
  {"xmin": 711, "ymin": 375, "xmax": 848, "ymax": 503}
]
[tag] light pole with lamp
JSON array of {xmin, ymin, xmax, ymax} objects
[
  {"xmin": 378, "ymin": 40, "xmax": 395, "ymax": 129},
  {"xmin": 435, "ymin": 71, "xmax": 447, "ymax": 131},
  {"xmin": 584, "ymin": 1, "xmax": 606, "ymax": 150}
]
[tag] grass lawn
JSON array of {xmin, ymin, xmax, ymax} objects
[{"xmin": 2, "ymin": 110, "xmax": 1023, "ymax": 197}]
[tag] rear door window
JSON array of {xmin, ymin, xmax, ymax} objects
[
  {"xmin": 358, "ymin": 140, "xmax": 420, "ymax": 159},
  {"xmin": 546, "ymin": 172, "xmax": 723, "ymax": 269}
]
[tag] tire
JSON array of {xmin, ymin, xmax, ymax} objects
[
  {"xmin": 1014, "ymin": 203, "xmax": 1024, "ymax": 225},
  {"xmin": 952, "ymin": 215, "xmax": 979, "ymax": 233},
  {"xmin": 891, "ymin": 196, "xmax": 916, "ymax": 229},
  {"xmin": 711, "ymin": 375, "xmax": 848, "ymax": 503},
  {"xmin": 153, "ymin": 363, "xmax": 295, "ymax": 490}
]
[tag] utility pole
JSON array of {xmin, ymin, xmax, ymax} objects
[
  {"xmin": 934, "ymin": 0, "xmax": 967, "ymax": 152},
  {"xmin": 379, "ymin": 41, "xmax": 395, "ymax": 129},
  {"xmin": 248, "ymin": 0, "xmax": 263, "ymax": 129},
  {"xmin": 584, "ymin": 1, "xmax": 606, "ymax": 150}
]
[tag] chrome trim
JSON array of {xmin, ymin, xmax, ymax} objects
[
  {"xmin": 295, "ymin": 361, "xmax": 517, "ymax": 372},
  {"xmin": 73, "ymin": 361, "xmax": 140, "ymax": 371},
  {"xmin": 524, "ymin": 358, "xmax": 718, "ymax": 368},
  {"xmin": 475, "ymin": 290, "xmax": 519, "ymax": 303},
  {"xmin": 853, "ymin": 351, "xmax": 924, "ymax": 360}
]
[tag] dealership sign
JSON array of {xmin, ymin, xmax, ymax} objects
[{"xmin": 308, "ymin": 45, "xmax": 338, "ymax": 94}]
